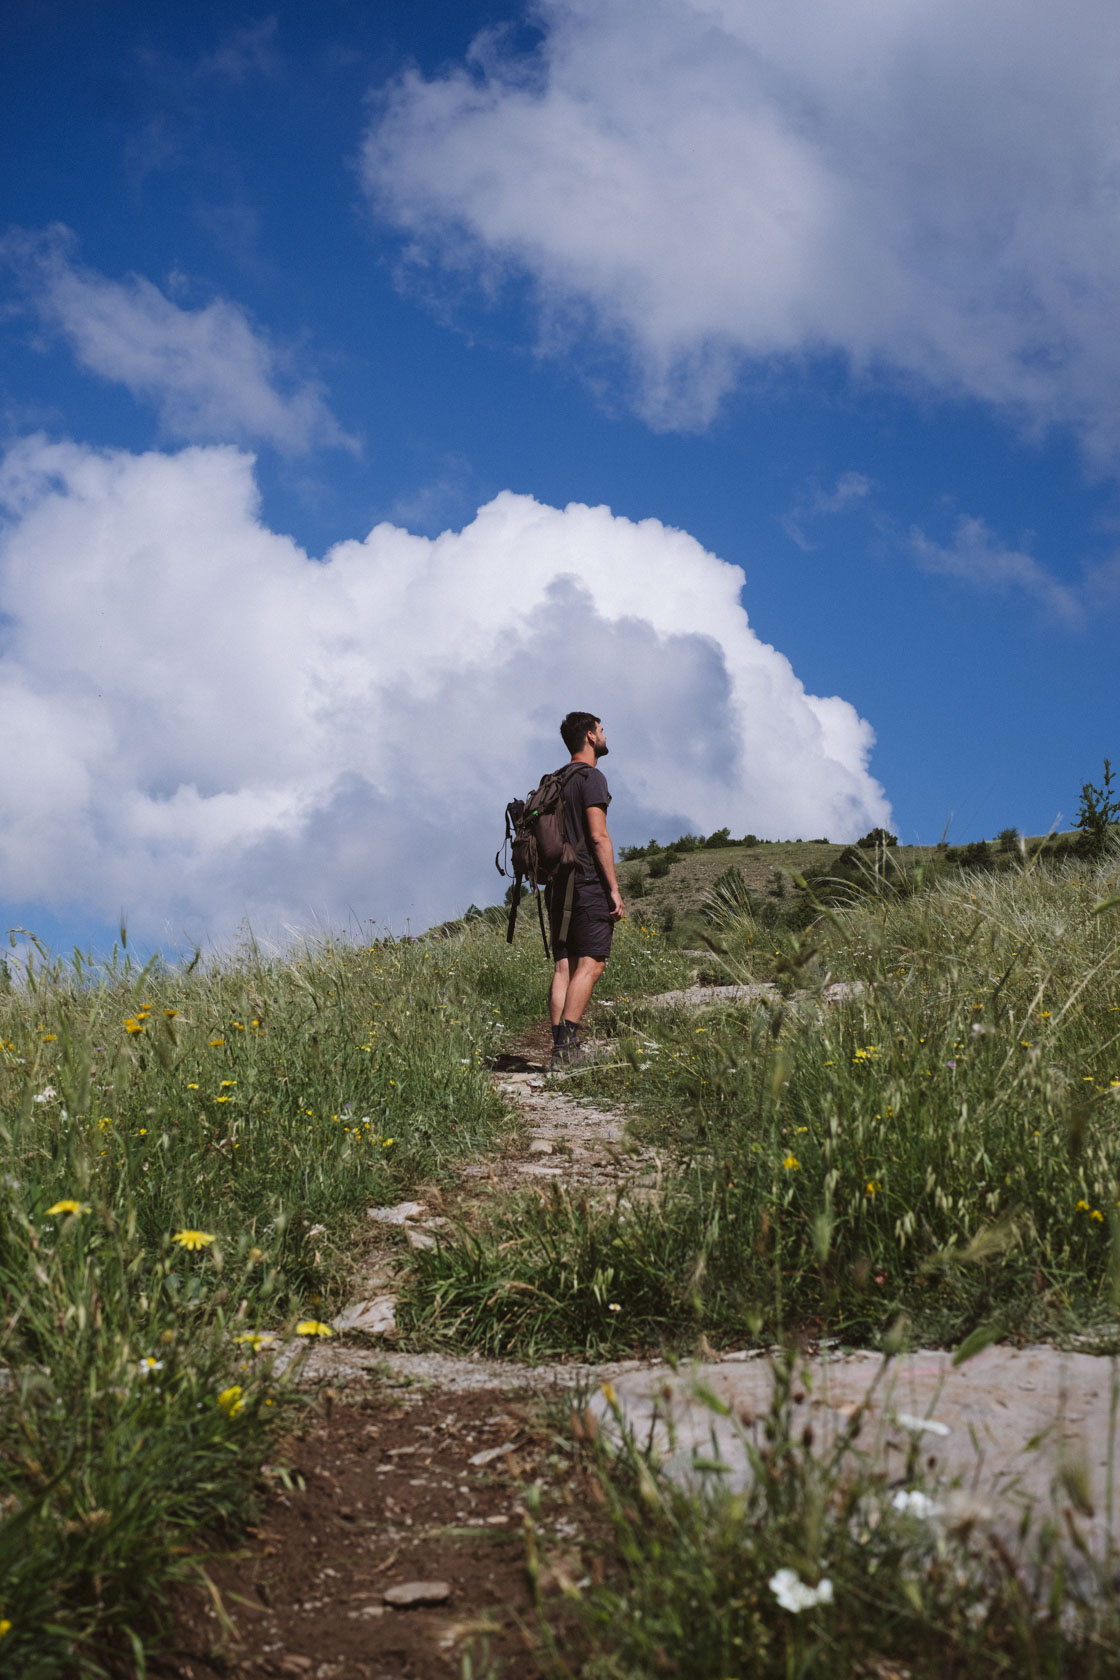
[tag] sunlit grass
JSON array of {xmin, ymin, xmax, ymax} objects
[{"xmin": 403, "ymin": 853, "xmax": 1120, "ymax": 1356}]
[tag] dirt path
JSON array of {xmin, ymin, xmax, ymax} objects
[
  {"xmin": 160, "ymin": 1021, "xmax": 650, "ymax": 1679},
  {"xmin": 161, "ymin": 1010, "xmax": 1120, "ymax": 1677}
]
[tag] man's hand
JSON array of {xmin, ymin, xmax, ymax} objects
[{"xmin": 609, "ymin": 889, "xmax": 625, "ymax": 922}]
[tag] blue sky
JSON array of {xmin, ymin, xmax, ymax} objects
[{"xmin": 2, "ymin": 0, "xmax": 1118, "ymax": 955}]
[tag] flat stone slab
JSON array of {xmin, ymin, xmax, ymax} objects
[
  {"xmin": 646, "ymin": 980, "xmax": 864, "ymax": 1010},
  {"xmin": 647, "ymin": 983, "xmax": 779, "ymax": 1008},
  {"xmin": 331, "ymin": 1295, "xmax": 398, "ymax": 1335},
  {"xmin": 383, "ymin": 1580, "xmax": 451, "ymax": 1609},
  {"xmin": 589, "ymin": 1345, "xmax": 1120, "ymax": 1564},
  {"xmin": 367, "ymin": 1201, "xmax": 427, "ymax": 1225}
]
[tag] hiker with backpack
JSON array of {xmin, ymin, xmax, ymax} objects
[{"xmin": 496, "ymin": 711, "xmax": 625, "ymax": 1070}]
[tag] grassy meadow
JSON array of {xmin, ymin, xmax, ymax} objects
[
  {"xmin": 3, "ymin": 840, "xmax": 1120, "ymax": 1674},
  {"xmin": 405, "ymin": 852, "xmax": 1120, "ymax": 1356},
  {"xmin": 0, "ymin": 915, "xmax": 688, "ymax": 1675}
]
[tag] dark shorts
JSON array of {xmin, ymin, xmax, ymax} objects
[{"xmin": 551, "ymin": 886, "xmax": 614, "ymax": 963}]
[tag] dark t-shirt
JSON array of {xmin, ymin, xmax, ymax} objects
[{"xmin": 559, "ymin": 763, "xmax": 611, "ymax": 895}]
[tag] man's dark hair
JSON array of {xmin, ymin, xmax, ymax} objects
[{"xmin": 560, "ymin": 711, "xmax": 599, "ymax": 754}]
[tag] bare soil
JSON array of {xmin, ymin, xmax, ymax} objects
[{"xmin": 157, "ymin": 1382, "xmax": 596, "ymax": 1680}]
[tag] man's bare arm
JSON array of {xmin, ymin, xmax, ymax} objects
[{"xmin": 586, "ymin": 805, "xmax": 625, "ymax": 920}]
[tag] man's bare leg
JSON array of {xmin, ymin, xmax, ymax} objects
[
  {"xmin": 559, "ymin": 956, "xmax": 605, "ymax": 1026},
  {"xmin": 549, "ymin": 958, "xmax": 570, "ymax": 1027}
]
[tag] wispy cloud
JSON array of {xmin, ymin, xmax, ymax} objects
[
  {"xmin": 781, "ymin": 472, "xmax": 873, "ymax": 551},
  {"xmin": 2, "ymin": 226, "xmax": 354, "ymax": 455},
  {"xmin": 782, "ymin": 471, "xmax": 1081, "ymax": 622},
  {"xmin": 363, "ymin": 0, "xmax": 1120, "ymax": 463},
  {"xmin": 908, "ymin": 516, "xmax": 1082, "ymax": 626}
]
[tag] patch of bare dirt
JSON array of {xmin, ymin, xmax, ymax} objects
[{"xmin": 157, "ymin": 1383, "xmax": 598, "ymax": 1680}]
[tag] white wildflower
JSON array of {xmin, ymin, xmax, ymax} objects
[
  {"xmin": 769, "ymin": 1567, "xmax": 834, "ymax": 1613},
  {"xmin": 895, "ymin": 1411, "xmax": 950, "ymax": 1437},
  {"xmin": 33, "ymin": 1086, "xmax": 56, "ymax": 1104},
  {"xmin": 891, "ymin": 1488, "xmax": 938, "ymax": 1519}
]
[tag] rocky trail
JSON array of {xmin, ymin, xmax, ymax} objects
[{"xmin": 162, "ymin": 997, "xmax": 1120, "ymax": 1680}]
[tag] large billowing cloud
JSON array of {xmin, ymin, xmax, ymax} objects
[
  {"xmin": 363, "ymin": 0, "xmax": 1120, "ymax": 455},
  {"xmin": 0, "ymin": 437, "xmax": 888, "ymax": 945}
]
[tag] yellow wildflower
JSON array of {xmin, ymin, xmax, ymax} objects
[
  {"xmin": 172, "ymin": 1229, "xmax": 215, "ymax": 1250},
  {"xmin": 295, "ymin": 1320, "xmax": 333, "ymax": 1337},
  {"xmin": 1091, "ymin": 1210, "xmax": 1105, "ymax": 1223},
  {"xmin": 233, "ymin": 1331, "xmax": 276, "ymax": 1350},
  {"xmin": 209, "ymin": 1038, "xmax": 225, "ymax": 1047},
  {"xmin": 782, "ymin": 1154, "xmax": 800, "ymax": 1171},
  {"xmin": 46, "ymin": 1198, "xmax": 90, "ymax": 1217},
  {"xmin": 124, "ymin": 1018, "xmax": 145, "ymax": 1034},
  {"xmin": 217, "ymin": 1385, "xmax": 244, "ymax": 1415},
  {"xmin": 1076, "ymin": 1200, "xmax": 1090, "ymax": 1213}
]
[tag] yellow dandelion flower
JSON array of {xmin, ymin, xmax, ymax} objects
[
  {"xmin": 124, "ymin": 1018, "xmax": 145, "ymax": 1034},
  {"xmin": 172, "ymin": 1229, "xmax": 215, "ymax": 1250},
  {"xmin": 186, "ymin": 1082, "xmax": 199, "ymax": 1089},
  {"xmin": 220, "ymin": 1080, "xmax": 237, "ymax": 1088},
  {"xmin": 782, "ymin": 1154, "xmax": 800, "ymax": 1171},
  {"xmin": 295, "ymin": 1320, "xmax": 333, "ymax": 1337},
  {"xmin": 46, "ymin": 1198, "xmax": 90, "ymax": 1216},
  {"xmin": 41, "ymin": 1032, "xmax": 57, "ymax": 1042},
  {"xmin": 233, "ymin": 1331, "xmax": 276, "ymax": 1350},
  {"xmin": 215, "ymin": 1096, "xmax": 231, "ymax": 1103},
  {"xmin": 209, "ymin": 1038, "xmax": 225, "ymax": 1047},
  {"xmin": 164, "ymin": 1008, "xmax": 178, "ymax": 1017},
  {"xmin": 217, "ymin": 1384, "xmax": 244, "ymax": 1415}
]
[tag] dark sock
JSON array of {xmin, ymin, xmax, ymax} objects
[
  {"xmin": 551, "ymin": 1022, "xmax": 563, "ymax": 1046},
  {"xmin": 563, "ymin": 1018, "xmax": 581, "ymax": 1040}
]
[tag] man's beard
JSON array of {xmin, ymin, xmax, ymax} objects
[{"xmin": 594, "ymin": 741, "xmax": 609, "ymax": 760}]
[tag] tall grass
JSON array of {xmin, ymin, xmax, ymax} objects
[
  {"xmin": 0, "ymin": 919, "xmax": 558, "ymax": 1674},
  {"xmin": 402, "ymin": 856, "xmax": 1120, "ymax": 1356}
]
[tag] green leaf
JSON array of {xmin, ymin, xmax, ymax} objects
[{"xmin": 951, "ymin": 1323, "xmax": 1002, "ymax": 1366}]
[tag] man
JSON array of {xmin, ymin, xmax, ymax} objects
[{"xmin": 547, "ymin": 711, "xmax": 625, "ymax": 1069}]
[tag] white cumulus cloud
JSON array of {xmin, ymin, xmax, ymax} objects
[
  {"xmin": 363, "ymin": 0, "xmax": 1120, "ymax": 459},
  {"xmin": 2, "ymin": 226, "xmax": 352, "ymax": 455},
  {"xmin": 0, "ymin": 437, "xmax": 889, "ymax": 946}
]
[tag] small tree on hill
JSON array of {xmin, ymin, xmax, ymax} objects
[
  {"xmin": 1077, "ymin": 759, "xmax": 1120, "ymax": 856},
  {"xmin": 856, "ymin": 827, "xmax": 898, "ymax": 849}
]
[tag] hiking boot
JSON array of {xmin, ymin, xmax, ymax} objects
[{"xmin": 549, "ymin": 1037, "xmax": 594, "ymax": 1071}]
